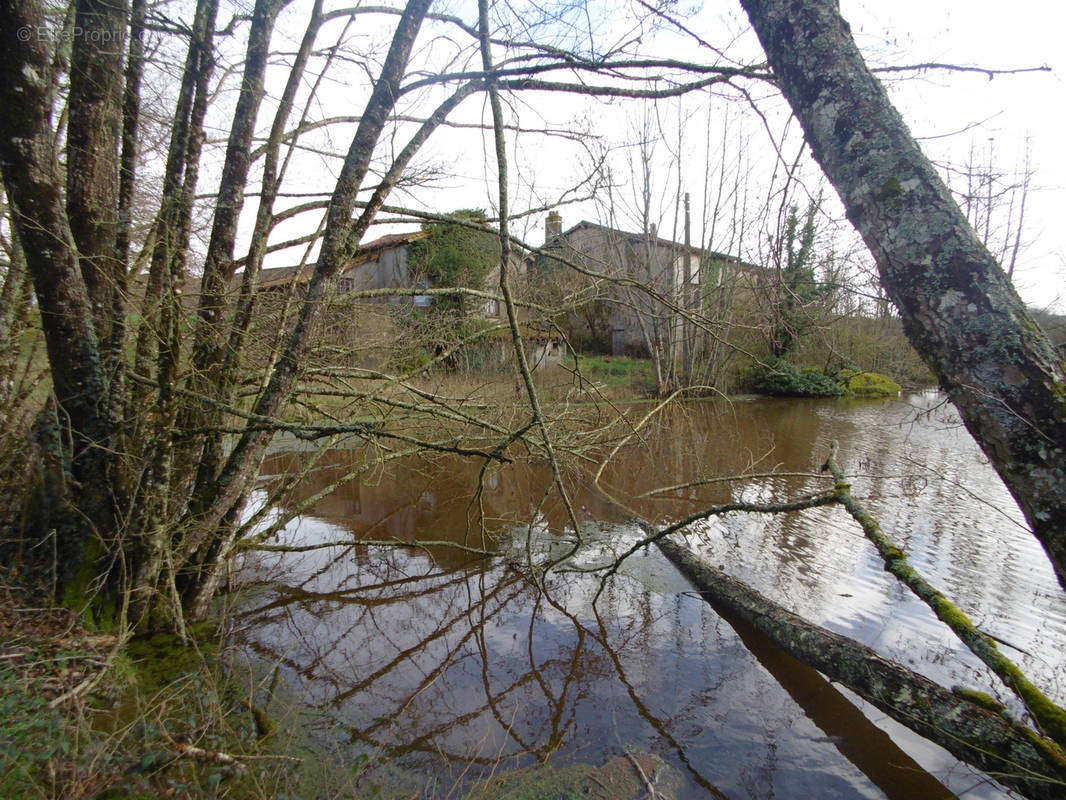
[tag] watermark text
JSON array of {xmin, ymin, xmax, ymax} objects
[{"xmin": 17, "ymin": 26, "xmax": 130, "ymax": 45}]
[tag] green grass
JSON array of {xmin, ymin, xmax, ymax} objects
[{"xmin": 570, "ymin": 355, "xmax": 655, "ymax": 391}]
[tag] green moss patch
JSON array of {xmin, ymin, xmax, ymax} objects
[{"xmin": 839, "ymin": 369, "xmax": 902, "ymax": 397}]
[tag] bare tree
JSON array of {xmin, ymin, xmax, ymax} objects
[
  {"xmin": 2, "ymin": 0, "xmax": 1063, "ymax": 795},
  {"xmin": 942, "ymin": 136, "xmax": 1035, "ymax": 282},
  {"xmin": 0, "ymin": 0, "xmax": 767, "ymax": 630}
]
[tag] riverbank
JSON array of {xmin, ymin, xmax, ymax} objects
[{"xmin": 0, "ymin": 576, "xmax": 684, "ymax": 800}]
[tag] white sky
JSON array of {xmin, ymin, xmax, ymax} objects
[
  {"xmin": 842, "ymin": 0, "xmax": 1066, "ymax": 310},
  {"xmin": 245, "ymin": 0, "xmax": 1066, "ymax": 312}
]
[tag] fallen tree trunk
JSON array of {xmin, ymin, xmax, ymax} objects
[
  {"xmin": 713, "ymin": 597, "xmax": 955, "ymax": 799},
  {"xmin": 655, "ymin": 536, "xmax": 1066, "ymax": 800},
  {"xmin": 823, "ymin": 442, "xmax": 1066, "ymax": 748}
]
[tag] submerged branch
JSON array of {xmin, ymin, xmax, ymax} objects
[
  {"xmin": 585, "ymin": 490, "xmax": 839, "ymax": 599},
  {"xmin": 244, "ymin": 538, "xmax": 494, "ymax": 556},
  {"xmin": 656, "ymin": 536, "xmax": 1066, "ymax": 800},
  {"xmin": 635, "ymin": 470, "xmax": 833, "ymax": 498},
  {"xmin": 825, "ymin": 441, "xmax": 1066, "ymax": 751}
]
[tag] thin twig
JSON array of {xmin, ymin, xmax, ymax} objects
[
  {"xmin": 623, "ymin": 749, "xmax": 659, "ymax": 799},
  {"xmin": 175, "ymin": 742, "xmax": 302, "ymax": 765}
]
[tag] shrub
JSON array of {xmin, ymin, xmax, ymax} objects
[{"xmin": 747, "ymin": 359, "xmax": 845, "ymax": 397}]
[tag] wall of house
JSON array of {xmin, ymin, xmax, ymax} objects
[
  {"xmin": 556, "ymin": 224, "xmax": 685, "ymax": 357},
  {"xmin": 340, "ymin": 247, "xmax": 413, "ymax": 300}
]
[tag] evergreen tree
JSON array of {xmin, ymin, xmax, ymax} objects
[
  {"xmin": 407, "ymin": 209, "xmax": 500, "ymax": 316},
  {"xmin": 771, "ymin": 196, "xmax": 828, "ymax": 358}
]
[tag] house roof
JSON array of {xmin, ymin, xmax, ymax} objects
[
  {"xmin": 253, "ymin": 230, "xmax": 427, "ymax": 290},
  {"xmin": 558, "ymin": 220, "xmax": 702, "ymax": 254},
  {"xmin": 552, "ymin": 219, "xmax": 759, "ymax": 271}
]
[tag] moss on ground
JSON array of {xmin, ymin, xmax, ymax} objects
[{"xmin": 839, "ymin": 369, "xmax": 902, "ymax": 397}]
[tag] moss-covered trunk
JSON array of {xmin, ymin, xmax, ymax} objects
[
  {"xmin": 656, "ymin": 536, "xmax": 1066, "ymax": 800},
  {"xmin": 0, "ymin": 0, "xmax": 119, "ymax": 597},
  {"xmin": 738, "ymin": 0, "xmax": 1066, "ymax": 589}
]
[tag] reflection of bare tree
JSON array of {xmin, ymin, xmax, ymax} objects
[
  {"xmin": 519, "ymin": 589, "xmax": 587, "ymax": 761},
  {"xmin": 241, "ymin": 565, "xmax": 469, "ymax": 626},
  {"xmin": 235, "ymin": 393, "xmax": 1062, "ymax": 798},
  {"xmin": 590, "ymin": 607, "xmax": 729, "ymax": 799},
  {"xmin": 243, "ymin": 557, "xmax": 529, "ymax": 767},
  {"xmin": 241, "ymin": 540, "xmax": 680, "ymax": 791},
  {"xmin": 258, "ymin": 400, "xmax": 828, "ymax": 574}
]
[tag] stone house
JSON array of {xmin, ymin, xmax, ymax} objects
[
  {"xmin": 255, "ymin": 231, "xmax": 429, "ymax": 303},
  {"xmin": 250, "ymin": 229, "xmax": 565, "ymax": 368},
  {"xmin": 536, "ymin": 213, "xmax": 751, "ymax": 357}
]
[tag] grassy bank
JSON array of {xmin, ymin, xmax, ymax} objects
[{"xmin": 0, "ymin": 585, "xmax": 322, "ymax": 800}]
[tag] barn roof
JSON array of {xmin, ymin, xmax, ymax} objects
[
  {"xmin": 253, "ymin": 231, "xmax": 427, "ymax": 290},
  {"xmin": 549, "ymin": 219, "xmax": 761, "ymax": 273}
]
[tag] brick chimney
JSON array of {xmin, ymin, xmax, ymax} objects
[{"xmin": 545, "ymin": 211, "xmax": 562, "ymax": 242}]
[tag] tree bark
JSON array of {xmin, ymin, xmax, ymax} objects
[
  {"xmin": 131, "ymin": 0, "xmax": 218, "ymax": 395},
  {"xmin": 737, "ymin": 0, "xmax": 1066, "ymax": 588},
  {"xmin": 106, "ymin": 0, "xmax": 146, "ymax": 420},
  {"xmin": 125, "ymin": 0, "xmax": 218, "ymax": 621},
  {"xmin": 0, "ymin": 0, "xmax": 117, "ymax": 589},
  {"xmin": 184, "ymin": 0, "xmax": 286, "ymax": 499},
  {"xmin": 181, "ymin": 0, "xmax": 434, "ymax": 618},
  {"xmin": 67, "ymin": 0, "xmax": 125, "ymax": 345},
  {"xmin": 656, "ymin": 536, "xmax": 1066, "ymax": 800}
]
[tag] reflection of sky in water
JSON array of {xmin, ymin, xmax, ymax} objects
[
  {"xmin": 236, "ymin": 393, "xmax": 1066, "ymax": 799},
  {"xmin": 241, "ymin": 540, "xmax": 895, "ymax": 798}
]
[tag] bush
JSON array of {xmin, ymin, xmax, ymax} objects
[{"xmin": 747, "ymin": 359, "xmax": 844, "ymax": 397}]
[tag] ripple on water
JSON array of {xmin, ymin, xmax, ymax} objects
[{"xmin": 237, "ymin": 393, "xmax": 1065, "ymax": 800}]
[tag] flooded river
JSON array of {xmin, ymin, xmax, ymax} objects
[{"xmin": 234, "ymin": 392, "xmax": 1066, "ymax": 799}]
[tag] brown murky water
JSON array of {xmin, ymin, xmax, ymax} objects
[{"xmin": 236, "ymin": 392, "xmax": 1066, "ymax": 799}]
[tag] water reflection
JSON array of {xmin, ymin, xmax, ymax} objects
[{"xmin": 237, "ymin": 393, "xmax": 1066, "ymax": 799}]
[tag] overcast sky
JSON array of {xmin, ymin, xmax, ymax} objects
[
  {"xmin": 843, "ymin": 0, "xmax": 1065, "ymax": 310},
  {"xmin": 256, "ymin": 0, "xmax": 1065, "ymax": 311},
  {"xmin": 513, "ymin": 0, "xmax": 1066, "ymax": 309}
]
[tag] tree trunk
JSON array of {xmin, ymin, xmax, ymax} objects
[
  {"xmin": 185, "ymin": 0, "xmax": 286, "ymax": 500},
  {"xmin": 67, "ymin": 0, "xmax": 125, "ymax": 346},
  {"xmin": 180, "ymin": 0, "xmax": 434, "ymax": 618},
  {"xmin": 737, "ymin": 0, "xmax": 1066, "ymax": 588},
  {"xmin": 0, "ymin": 0, "xmax": 117, "ymax": 592},
  {"xmin": 656, "ymin": 536, "xmax": 1066, "ymax": 800}
]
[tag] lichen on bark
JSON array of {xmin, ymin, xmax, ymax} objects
[
  {"xmin": 657, "ymin": 535, "xmax": 1066, "ymax": 800},
  {"xmin": 739, "ymin": 0, "xmax": 1066, "ymax": 589}
]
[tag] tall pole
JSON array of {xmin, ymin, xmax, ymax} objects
[{"xmin": 682, "ymin": 192, "xmax": 693, "ymax": 381}]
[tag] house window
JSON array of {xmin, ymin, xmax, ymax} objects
[
  {"xmin": 338, "ymin": 277, "xmax": 354, "ymax": 294},
  {"xmin": 413, "ymin": 279, "xmax": 432, "ymax": 307}
]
